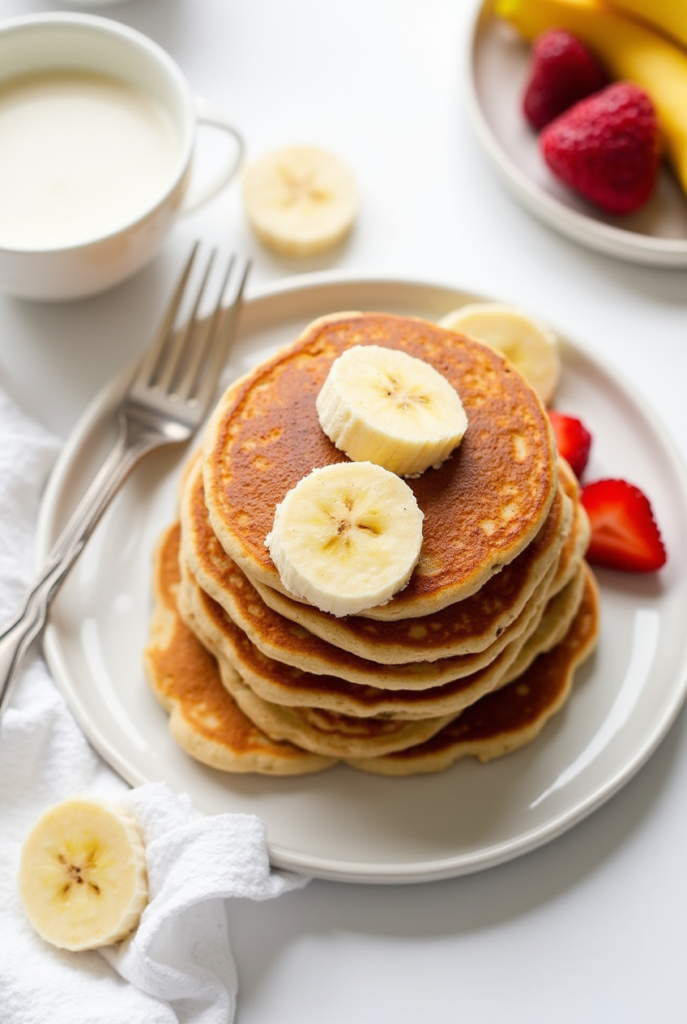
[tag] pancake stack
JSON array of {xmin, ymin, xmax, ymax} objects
[{"xmin": 144, "ymin": 312, "xmax": 600, "ymax": 775}]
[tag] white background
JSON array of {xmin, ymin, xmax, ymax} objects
[{"xmin": 2, "ymin": 0, "xmax": 687, "ymax": 1021}]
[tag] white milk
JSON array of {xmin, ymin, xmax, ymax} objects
[{"xmin": 0, "ymin": 70, "xmax": 180, "ymax": 250}]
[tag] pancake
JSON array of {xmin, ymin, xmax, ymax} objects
[
  {"xmin": 143, "ymin": 522, "xmax": 336, "ymax": 775},
  {"xmin": 349, "ymin": 564, "xmax": 600, "ymax": 775},
  {"xmin": 202, "ymin": 311, "xmax": 558, "ymax": 620},
  {"xmin": 550, "ymin": 457, "xmax": 591, "ymax": 595},
  {"xmin": 181, "ymin": 548, "xmax": 558, "ymax": 694},
  {"xmin": 183, "ymin": 453, "xmax": 571, "ymax": 664},
  {"xmin": 498, "ymin": 562, "xmax": 587, "ymax": 688},
  {"xmin": 212, "ymin": 665, "xmax": 458, "ymax": 759},
  {"xmin": 145, "ymin": 523, "xmax": 599, "ymax": 776},
  {"xmin": 178, "ymin": 550, "xmax": 560, "ymax": 719},
  {"xmin": 181, "ymin": 454, "xmax": 572, "ymax": 689},
  {"xmin": 252, "ymin": 484, "xmax": 579, "ymax": 664},
  {"xmin": 172, "ymin": 527, "xmax": 458, "ymax": 754}
]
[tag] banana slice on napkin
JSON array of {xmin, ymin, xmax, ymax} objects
[{"xmin": 18, "ymin": 796, "xmax": 149, "ymax": 951}]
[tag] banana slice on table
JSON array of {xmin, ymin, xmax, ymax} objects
[
  {"xmin": 316, "ymin": 345, "xmax": 468, "ymax": 477},
  {"xmin": 242, "ymin": 145, "xmax": 357, "ymax": 257},
  {"xmin": 265, "ymin": 461, "xmax": 424, "ymax": 617},
  {"xmin": 439, "ymin": 303, "xmax": 561, "ymax": 405},
  {"xmin": 18, "ymin": 797, "xmax": 149, "ymax": 951}
]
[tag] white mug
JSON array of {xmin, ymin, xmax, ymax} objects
[{"xmin": 0, "ymin": 13, "xmax": 244, "ymax": 301}]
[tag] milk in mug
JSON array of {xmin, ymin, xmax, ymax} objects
[{"xmin": 0, "ymin": 70, "xmax": 181, "ymax": 250}]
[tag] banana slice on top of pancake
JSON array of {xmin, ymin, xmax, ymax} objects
[
  {"xmin": 439, "ymin": 303, "xmax": 561, "ymax": 405},
  {"xmin": 316, "ymin": 344, "xmax": 468, "ymax": 477},
  {"xmin": 265, "ymin": 461, "xmax": 424, "ymax": 617},
  {"xmin": 242, "ymin": 145, "xmax": 357, "ymax": 256}
]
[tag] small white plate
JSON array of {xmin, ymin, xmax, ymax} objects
[
  {"xmin": 36, "ymin": 274, "xmax": 687, "ymax": 884},
  {"xmin": 466, "ymin": 1, "xmax": 687, "ymax": 266}
]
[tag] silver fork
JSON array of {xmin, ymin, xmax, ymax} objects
[{"xmin": 0, "ymin": 244, "xmax": 250, "ymax": 719}]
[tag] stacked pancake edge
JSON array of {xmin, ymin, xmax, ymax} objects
[{"xmin": 144, "ymin": 312, "xmax": 600, "ymax": 776}]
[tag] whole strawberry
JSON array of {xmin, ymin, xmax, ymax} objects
[
  {"xmin": 540, "ymin": 82, "xmax": 660, "ymax": 216},
  {"xmin": 523, "ymin": 29, "xmax": 608, "ymax": 131}
]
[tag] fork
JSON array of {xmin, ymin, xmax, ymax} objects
[{"xmin": 0, "ymin": 244, "xmax": 250, "ymax": 719}]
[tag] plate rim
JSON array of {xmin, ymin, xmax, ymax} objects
[
  {"xmin": 465, "ymin": 0, "xmax": 687, "ymax": 268},
  {"xmin": 36, "ymin": 270, "xmax": 687, "ymax": 884}
]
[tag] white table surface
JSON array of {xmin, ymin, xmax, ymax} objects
[{"xmin": 3, "ymin": 1, "xmax": 687, "ymax": 1021}]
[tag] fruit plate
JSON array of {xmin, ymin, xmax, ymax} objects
[
  {"xmin": 36, "ymin": 273, "xmax": 687, "ymax": 884},
  {"xmin": 466, "ymin": 0, "xmax": 687, "ymax": 267}
]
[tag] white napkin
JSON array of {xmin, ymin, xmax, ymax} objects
[{"xmin": 0, "ymin": 379, "xmax": 308, "ymax": 1024}]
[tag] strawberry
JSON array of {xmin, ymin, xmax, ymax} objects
[
  {"xmin": 548, "ymin": 409, "xmax": 589, "ymax": 477},
  {"xmin": 523, "ymin": 29, "xmax": 608, "ymax": 131},
  {"xmin": 548, "ymin": 410, "xmax": 592, "ymax": 478},
  {"xmin": 581, "ymin": 479, "xmax": 667, "ymax": 573},
  {"xmin": 540, "ymin": 82, "xmax": 660, "ymax": 216}
]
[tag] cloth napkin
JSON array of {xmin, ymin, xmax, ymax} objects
[{"xmin": 0, "ymin": 378, "xmax": 309, "ymax": 1024}]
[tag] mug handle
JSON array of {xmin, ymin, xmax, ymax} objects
[{"xmin": 181, "ymin": 96, "xmax": 245, "ymax": 214}]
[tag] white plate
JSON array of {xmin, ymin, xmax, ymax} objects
[
  {"xmin": 36, "ymin": 273, "xmax": 687, "ymax": 884},
  {"xmin": 466, "ymin": 1, "xmax": 687, "ymax": 267}
]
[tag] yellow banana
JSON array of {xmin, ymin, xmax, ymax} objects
[
  {"xmin": 604, "ymin": 0, "xmax": 687, "ymax": 52},
  {"xmin": 494, "ymin": 0, "xmax": 687, "ymax": 196}
]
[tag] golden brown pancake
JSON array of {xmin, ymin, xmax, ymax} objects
[
  {"xmin": 145, "ymin": 305, "xmax": 601, "ymax": 779},
  {"xmin": 145, "ymin": 524, "xmax": 599, "ymax": 776},
  {"xmin": 173, "ymin": 528, "xmax": 458, "ymax": 754},
  {"xmin": 202, "ymin": 312, "xmax": 558, "ymax": 619},
  {"xmin": 252, "ymin": 485, "xmax": 579, "ymax": 664},
  {"xmin": 212, "ymin": 664, "xmax": 458, "ymax": 759},
  {"xmin": 499, "ymin": 562, "xmax": 587, "ymax": 688},
  {"xmin": 550, "ymin": 457, "xmax": 591, "ymax": 595},
  {"xmin": 178, "ymin": 549, "xmax": 560, "ymax": 719},
  {"xmin": 180, "ymin": 549, "xmax": 557, "ymax": 697},
  {"xmin": 349, "ymin": 564, "xmax": 599, "ymax": 775},
  {"xmin": 144, "ymin": 522, "xmax": 336, "ymax": 775},
  {"xmin": 183, "ymin": 453, "xmax": 570, "ymax": 664},
  {"xmin": 181, "ymin": 454, "xmax": 573, "ymax": 690}
]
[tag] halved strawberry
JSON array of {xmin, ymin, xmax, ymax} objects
[
  {"xmin": 548, "ymin": 410, "xmax": 592, "ymax": 478},
  {"xmin": 581, "ymin": 478, "xmax": 667, "ymax": 572}
]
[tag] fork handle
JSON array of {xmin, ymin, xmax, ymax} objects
[{"xmin": 0, "ymin": 424, "xmax": 159, "ymax": 718}]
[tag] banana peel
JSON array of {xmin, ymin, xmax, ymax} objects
[{"xmin": 494, "ymin": 0, "xmax": 687, "ymax": 197}]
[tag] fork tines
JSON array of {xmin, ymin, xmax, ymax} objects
[{"xmin": 135, "ymin": 246, "xmax": 250, "ymax": 409}]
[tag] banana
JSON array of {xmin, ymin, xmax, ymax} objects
[
  {"xmin": 18, "ymin": 797, "xmax": 148, "ymax": 951},
  {"xmin": 494, "ymin": 0, "xmax": 687, "ymax": 197},
  {"xmin": 604, "ymin": 0, "xmax": 687, "ymax": 51},
  {"xmin": 439, "ymin": 303, "xmax": 561, "ymax": 405},
  {"xmin": 242, "ymin": 145, "xmax": 357, "ymax": 256},
  {"xmin": 265, "ymin": 461, "xmax": 424, "ymax": 617},
  {"xmin": 316, "ymin": 345, "xmax": 468, "ymax": 477}
]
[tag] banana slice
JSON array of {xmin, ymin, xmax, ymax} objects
[
  {"xmin": 265, "ymin": 461, "xmax": 424, "ymax": 617},
  {"xmin": 242, "ymin": 145, "xmax": 357, "ymax": 256},
  {"xmin": 18, "ymin": 796, "xmax": 149, "ymax": 951},
  {"xmin": 316, "ymin": 345, "xmax": 468, "ymax": 477},
  {"xmin": 439, "ymin": 303, "xmax": 561, "ymax": 405}
]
